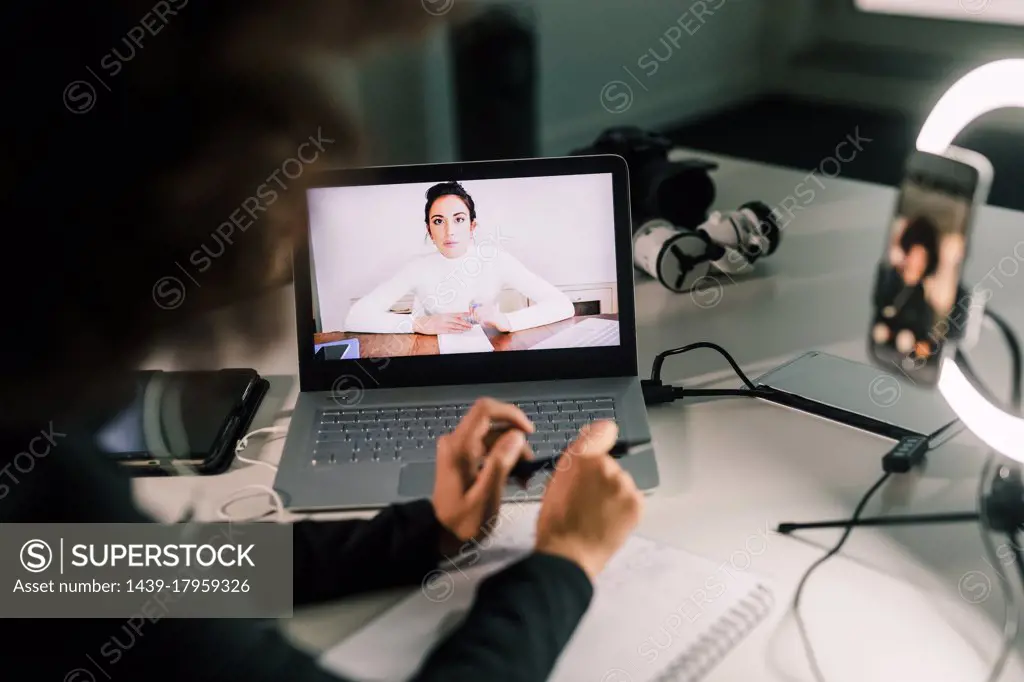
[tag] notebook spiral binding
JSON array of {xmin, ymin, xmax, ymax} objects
[{"xmin": 653, "ymin": 584, "xmax": 775, "ymax": 682}]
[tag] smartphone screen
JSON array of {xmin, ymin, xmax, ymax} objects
[{"xmin": 869, "ymin": 153, "xmax": 978, "ymax": 384}]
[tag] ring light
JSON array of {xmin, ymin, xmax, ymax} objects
[{"xmin": 915, "ymin": 59, "xmax": 1024, "ymax": 463}]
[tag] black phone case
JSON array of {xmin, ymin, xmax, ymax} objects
[
  {"xmin": 119, "ymin": 370, "xmax": 269, "ymax": 477},
  {"xmin": 196, "ymin": 376, "xmax": 270, "ymax": 475}
]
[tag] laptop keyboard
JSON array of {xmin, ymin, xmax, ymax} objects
[{"xmin": 312, "ymin": 398, "xmax": 617, "ymax": 465}]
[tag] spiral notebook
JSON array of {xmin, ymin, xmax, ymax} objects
[{"xmin": 318, "ymin": 505, "xmax": 774, "ymax": 682}]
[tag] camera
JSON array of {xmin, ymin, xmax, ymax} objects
[{"xmin": 571, "ymin": 126, "xmax": 717, "ymax": 229}]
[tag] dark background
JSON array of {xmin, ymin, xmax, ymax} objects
[{"xmin": 348, "ymin": 0, "xmax": 1023, "ymax": 211}]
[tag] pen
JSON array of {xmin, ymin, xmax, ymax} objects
[
  {"xmin": 508, "ymin": 440, "xmax": 652, "ymax": 479},
  {"xmin": 482, "ymin": 422, "xmax": 650, "ymax": 479}
]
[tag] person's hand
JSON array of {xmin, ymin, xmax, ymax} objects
[
  {"xmin": 432, "ymin": 398, "xmax": 535, "ymax": 554},
  {"xmin": 534, "ymin": 420, "xmax": 643, "ymax": 581},
  {"xmin": 474, "ymin": 303, "xmax": 511, "ymax": 332},
  {"xmin": 940, "ymin": 234, "xmax": 965, "ymax": 266},
  {"xmin": 413, "ymin": 313, "xmax": 473, "ymax": 335},
  {"xmin": 889, "ymin": 245, "xmax": 905, "ymax": 268}
]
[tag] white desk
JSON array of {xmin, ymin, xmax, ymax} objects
[{"xmin": 135, "ymin": 150, "xmax": 1024, "ymax": 681}]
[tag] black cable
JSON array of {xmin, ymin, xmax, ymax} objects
[
  {"xmin": 649, "ymin": 341, "xmax": 757, "ymax": 390},
  {"xmin": 777, "ymin": 417, "xmax": 965, "ymax": 529},
  {"xmin": 1010, "ymin": 536, "xmax": 1024, "ymax": 603},
  {"xmin": 976, "ymin": 309, "xmax": 1023, "ymax": 682},
  {"xmin": 977, "ymin": 453, "xmax": 1017, "ymax": 682},
  {"xmin": 791, "ymin": 472, "xmax": 891, "ymax": 682},
  {"xmin": 904, "ymin": 310, "xmax": 1024, "ymax": 448},
  {"xmin": 937, "ymin": 309, "xmax": 1022, "ymax": 682},
  {"xmin": 984, "ymin": 308, "xmax": 1022, "ymax": 410},
  {"xmin": 671, "ymin": 387, "xmax": 761, "ymax": 399},
  {"xmin": 925, "ymin": 416, "xmax": 963, "ymax": 447}
]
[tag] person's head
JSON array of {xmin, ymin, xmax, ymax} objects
[
  {"xmin": 898, "ymin": 216, "xmax": 941, "ymax": 285},
  {"xmin": 4, "ymin": 2, "xmax": 434, "ymax": 429},
  {"xmin": 424, "ymin": 181, "xmax": 477, "ymax": 258}
]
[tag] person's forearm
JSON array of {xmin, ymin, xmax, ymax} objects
[
  {"xmin": 505, "ymin": 296, "xmax": 575, "ymax": 332},
  {"xmin": 343, "ymin": 265, "xmax": 418, "ymax": 333},
  {"xmin": 497, "ymin": 252, "xmax": 575, "ymax": 332},
  {"xmin": 412, "ymin": 553, "xmax": 593, "ymax": 682},
  {"xmin": 292, "ymin": 499, "xmax": 444, "ymax": 605}
]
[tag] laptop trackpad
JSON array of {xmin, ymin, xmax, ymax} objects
[{"xmin": 398, "ymin": 463, "xmax": 436, "ymax": 498}]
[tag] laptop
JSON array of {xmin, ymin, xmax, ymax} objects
[{"xmin": 275, "ymin": 155, "xmax": 658, "ymax": 510}]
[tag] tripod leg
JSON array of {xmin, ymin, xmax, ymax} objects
[{"xmin": 777, "ymin": 512, "xmax": 979, "ymax": 534}]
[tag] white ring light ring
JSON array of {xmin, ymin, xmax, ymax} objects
[{"xmin": 916, "ymin": 59, "xmax": 1024, "ymax": 463}]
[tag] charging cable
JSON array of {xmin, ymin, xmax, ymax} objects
[
  {"xmin": 641, "ymin": 341, "xmax": 767, "ymax": 405},
  {"xmin": 215, "ymin": 426, "xmax": 289, "ymax": 523},
  {"xmin": 217, "ymin": 484, "xmax": 286, "ymax": 523},
  {"xmin": 233, "ymin": 426, "xmax": 285, "ymax": 471}
]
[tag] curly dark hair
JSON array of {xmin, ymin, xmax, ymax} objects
[
  {"xmin": 424, "ymin": 181, "xmax": 477, "ymax": 232},
  {"xmin": 3, "ymin": 2, "xmax": 441, "ymax": 428},
  {"xmin": 899, "ymin": 215, "xmax": 941, "ymax": 278}
]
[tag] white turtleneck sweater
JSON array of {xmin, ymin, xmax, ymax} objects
[{"xmin": 344, "ymin": 250, "xmax": 575, "ymax": 334}]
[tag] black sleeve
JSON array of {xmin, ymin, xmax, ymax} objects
[
  {"xmin": 24, "ymin": 553, "xmax": 592, "ymax": 682},
  {"xmin": 2, "ymin": 432, "xmax": 593, "ymax": 682},
  {"xmin": 413, "ymin": 553, "xmax": 594, "ymax": 682},
  {"xmin": 292, "ymin": 499, "xmax": 446, "ymax": 606}
]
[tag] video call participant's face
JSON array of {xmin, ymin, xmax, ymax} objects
[
  {"xmin": 427, "ymin": 195, "xmax": 476, "ymax": 259},
  {"xmin": 901, "ymin": 244, "xmax": 929, "ymax": 286}
]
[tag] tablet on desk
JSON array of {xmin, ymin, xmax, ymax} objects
[
  {"xmin": 315, "ymin": 338, "xmax": 360, "ymax": 360},
  {"xmin": 749, "ymin": 350, "xmax": 958, "ymax": 440}
]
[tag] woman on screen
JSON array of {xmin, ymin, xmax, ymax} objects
[
  {"xmin": 343, "ymin": 181, "xmax": 575, "ymax": 335},
  {"xmin": 872, "ymin": 214, "xmax": 941, "ymax": 357}
]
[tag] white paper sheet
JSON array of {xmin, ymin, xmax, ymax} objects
[{"xmin": 437, "ymin": 325, "xmax": 494, "ymax": 354}]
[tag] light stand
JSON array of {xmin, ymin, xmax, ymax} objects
[
  {"xmin": 916, "ymin": 60, "xmax": 1024, "ymax": 542},
  {"xmin": 778, "ymin": 512, "xmax": 978, "ymax": 533},
  {"xmin": 779, "ymin": 58, "xmax": 1024, "ymax": 580}
]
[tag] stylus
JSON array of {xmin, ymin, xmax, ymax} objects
[{"xmin": 509, "ymin": 440, "xmax": 651, "ymax": 479}]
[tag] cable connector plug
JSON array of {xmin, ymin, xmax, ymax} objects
[
  {"xmin": 641, "ymin": 379, "xmax": 678, "ymax": 405},
  {"xmin": 882, "ymin": 435, "xmax": 929, "ymax": 473}
]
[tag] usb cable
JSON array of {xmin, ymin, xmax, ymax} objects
[{"xmin": 641, "ymin": 341, "xmax": 767, "ymax": 405}]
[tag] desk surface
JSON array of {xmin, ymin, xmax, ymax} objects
[
  {"xmin": 314, "ymin": 313, "xmax": 618, "ymax": 356},
  {"xmin": 136, "ymin": 149, "xmax": 1024, "ymax": 681}
]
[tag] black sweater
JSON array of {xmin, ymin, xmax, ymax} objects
[{"xmin": 0, "ymin": 424, "xmax": 593, "ymax": 681}]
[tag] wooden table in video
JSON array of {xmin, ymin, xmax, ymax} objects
[{"xmin": 314, "ymin": 314, "xmax": 619, "ymax": 357}]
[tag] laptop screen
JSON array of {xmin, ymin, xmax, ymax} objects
[{"xmin": 306, "ymin": 173, "xmax": 620, "ymax": 361}]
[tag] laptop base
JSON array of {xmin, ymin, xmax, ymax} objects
[{"xmin": 275, "ymin": 376, "xmax": 657, "ymax": 511}]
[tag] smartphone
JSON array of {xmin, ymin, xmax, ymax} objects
[
  {"xmin": 868, "ymin": 147, "xmax": 992, "ymax": 386},
  {"xmin": 95, "ymin": 369, "xmax": 268, "ymax": 475}
]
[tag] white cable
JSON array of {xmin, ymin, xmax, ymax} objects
[
  {"xmin": 233, "ymin": 426, "xmax": 286, "ymax": 471},
  {"xmin": 214, "ymin": 426, "xmax": 290, "ymax": 523},
  {"xmin": 217, "ymin": 484, "xmax": 286, "ymax": 523}
]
